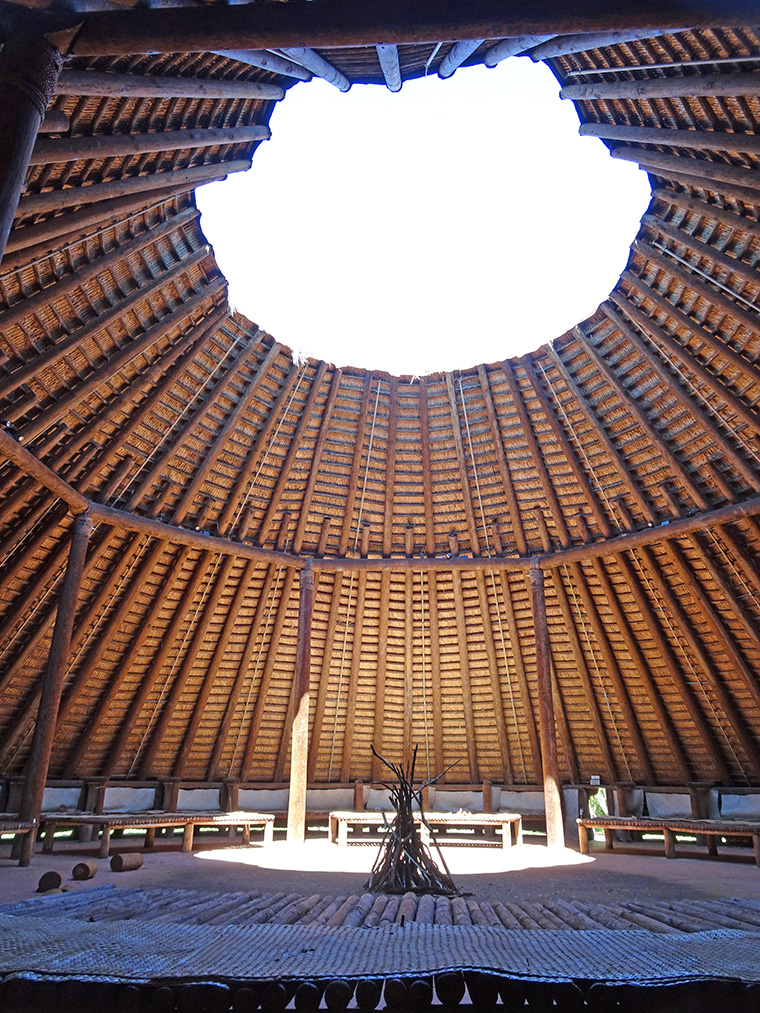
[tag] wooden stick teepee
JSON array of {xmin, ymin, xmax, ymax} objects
[{"xmin": 366, "ymin": 745, "xmax": 459, "ymax": 896}]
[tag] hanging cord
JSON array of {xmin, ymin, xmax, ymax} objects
[
  {"xmin": 563, "ymin": 562, "xmax": 633, "ymax": 781},
  {"xmin": 419, "ymin": 569, "xmax": 431, "ymax": 779},
  {"xmin": 117, "ymin": 325, "xmax": 249, "ymax": 502},
  {"xmin": 128, "ymin": 551, "xmax": 225, "ymax": 774},
  {"xmin": 227, "ymin": 356, "xmax": 310, "ymax": 533},
  {"xmin": 2, "ymin": 198, "xmax": 173, "ymax": 278},
  {"xmin": 0, "ymin": 500, "xmax": 60, "ymax": 572},
  {"xmin": 457, "ymin": 372, "xmax": 526, "ymax": 779},
  {"xmin": 706, "ymin": 528, "xmax": 760, "ymax": 614},
  {"xmin": 327, "ymin": 381, "xmax": 382, "ymax": 780},
  {"xmin": 627, "ymin": 543, "xmax": 750, "ymax": 784},
  {"xmin": 536, "ymin": 361, "xmax": 619, "ymax": 519},
  {"xmin": 649, "ymin": 239, "xmax": 760, "ymax": 315},
  {"xmin": 67, "ymin": 535, "xmax": 149, "ymax": 672},
  {"xmin": 328, "ymin": 570, "xmax": 355, "ymax": 782},
  {"xmin": 0, "ymin": 563, "xmax": 67, "ymax": 666},
  {"xmin": 229, "ymin": 560, "xmax": 286, "ymax": 773},
  {"xmin": 630, "ymin": 319, "xmax": 760, "ymax": 469}
]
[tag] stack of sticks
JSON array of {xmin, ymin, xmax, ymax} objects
[{"xmin": 366, "ymin": 746, "xmax": 459, "ymax": 896}]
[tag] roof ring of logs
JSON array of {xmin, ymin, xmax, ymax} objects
[{"xmin": 2, "ymin": 3, "xmax": 760, "ymax": 857}]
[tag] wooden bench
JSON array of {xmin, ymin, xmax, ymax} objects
[
  {"xmin": 0, "ymin": 817, "xmax": 37, "ymax": 862},
  {"xmin": 328, "ymin": 810, "xmax": 522, "ymax": 849},
  {"xmin": 577, "ymin": 815, "xmax": 760, "ymax": 865},
  {"xmin": 39, "ymin": 810, "xmax": 276, "ymax": 858}
]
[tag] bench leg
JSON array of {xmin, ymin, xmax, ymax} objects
[
  {"xmin": 182, "ymin": 824, "xmax": 194, "ymax": 852},
  {"xmin": 144, "ymin": 827, "xmax": 156, "ymax": 850},
  {"xmin": 42, "ymin": 823, "xmax": 56, "ymax": 854},
  {"xmin": 603, "ymin": 829, "xmax": 614, "ymax": 850},
  {"xmin": 578, "ymin": 823, "xmax": 589, "ymax": 855},
  {"xmin": 242, "ymin": 824, "xmax": 250, "ymax": 846},
  {"xmin": 753, "ymin": 834, "xmax": 760, "ymax": 868},
  {"xmin": 99, "ymin": 826, "xmax": 112, "ymax": 859},
  {"xmin": 663, "ymin": 827, "xmax": 676, "ymax": 860},
  {"xmin": 706, "ymin": 834, "xmax": 718, "ymax": 857},
  {"xmin": 501, "ymin": 822, "xmax": 512, "ymax": 849},
  {"xmin": 338, "ymin": 820, "xmax": 348, "ymax": 847},
  {"xmin": 264, "ymin": 820, "xmax": 274, "ymax": 846}
]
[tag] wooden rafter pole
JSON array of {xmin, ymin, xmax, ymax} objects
[
  {"xmin": 287, "ymin": 561, "xmax": 313, "ymax": 843},
  {"xmin": 64, "ymin": 0, "xmax": 760, "ymax": 57},
  {"xmin": 0, "ymin": 30, "xmax": 64, "ymax": 265},
  {"xmin": 529, "ymin": 560, "xmax": 565, "ymax": 850},
  {"xmin": 0, "ymin": 430, "xmax": 88, "ymax": 515},
  {"xmin": 16, "ymin": 510, "xmax": 93, "ymax": 866}
]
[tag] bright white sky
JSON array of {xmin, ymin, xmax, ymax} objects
[{"xmin": 197, "ymin": 58, "xmax": 650, "ymax": 376}]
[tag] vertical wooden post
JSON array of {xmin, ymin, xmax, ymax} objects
[
  {"xmin": 16, "ymin": 510, "xmax": 93, "ymax": 866},
  {"xmin": 287, "ymin": 561, "xmax": 313, "ymax": 843},
  {"xmin": 529, "ymin": 561, "xmax": 565, "ymax": 849},
  {"xmin": 0, "ymin": 31, "xmax": 64, "ymax": 265}
]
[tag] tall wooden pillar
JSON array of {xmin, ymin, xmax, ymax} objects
[
  {"xmin": 529, "ymin": 561, "xmax": 565, "ymax": 849},
  {"xmin": 287, "ymin": 561, "xmax": 313, "ymax": 843},
  {"xmin": 17, "ymin": 510, "xmax": 93, "ymax": 866},
  {"xmin": 0, "ymin": 31, "xmax": 64, "ymax": 265}
]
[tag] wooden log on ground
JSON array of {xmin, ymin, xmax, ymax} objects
[
  {"xmin": 72, "ymin": 860, "xmax": 97, "ymax": 881},
  {"xmin": 110, "ymin": 852, "xmax": 144, "ymax": 872},
  {"xmin": 37, "ymin": 869, "xmax": 66, "ymax": 891}
]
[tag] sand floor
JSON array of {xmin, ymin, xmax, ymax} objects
[{"xmin": 1, "ymin": 834, "xmax": 760, "ymax": 908}]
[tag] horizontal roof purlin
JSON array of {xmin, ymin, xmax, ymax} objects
[{"xmin": 5, "ymin": 426, "xmax": 760, "ymax": 574}]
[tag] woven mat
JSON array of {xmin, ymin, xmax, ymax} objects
[{"xmin": 2, "ymin": 913, "xmax": 760, "ymax": 984}]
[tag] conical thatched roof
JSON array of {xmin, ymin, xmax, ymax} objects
[{"xmin": 2, "ymin": 8, "xmax": 760, "ymax": 793}]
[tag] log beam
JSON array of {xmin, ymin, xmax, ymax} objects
[
  {"xmin": 0, "ymin": 31, "xmax": 63, "ymax": 265},
  {"xmin": 529, "ymin": 27, "xmax": 678, "ymax": 60},
  {"xmin": 376, "ymin": 44, "xmax": 401, "ymax": 92},
  {"xmin": 0, "ymin": 429, "xmax": 89, "ymax": 514},
  {"xmin": 287, "ymin": 561, "xmax": 313, "ymax": 843},
  {"xmin": 438, "ymin": 39, "xmax": 483, "ymax": 79},
  {"xmin": 16, "ymin": 510, "xmax": 93, "ymax": 866},
  {"xmin": 54, "ymin": 69, "xmax": 284, "ymax": 101},
  {"xmin": 67, "ymin": 1, "xmax": 760, "ymax": 58},
  {"xmin": 482, "ymin": 34, "xmax": 556, "ymax": 66},
  {"xmin": 562, "ymin": 70, "xmax": 760, "ymax": 102},
  {"xmin": 15, "ymin": 157, "xmax": 251, "ymax": 218},
  {"xmin": 29, "ymin": 123, "xmax": 271, "ymax": 166},
  {"xmin": 212, "ymin": 49, "xmax": 312, "ymax": 80},
  {"xmin": 581, "ymin": 121, "xmax": 760, "ymax": 156},
  {"xmin": 529, "ymin": 562, "xmax": 564, "ymax": 849},
  {"xmin": 280, "ymin": 48, "xmax": 350, "ymax": 91}
]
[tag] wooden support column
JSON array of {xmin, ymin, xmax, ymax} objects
[
  {"xmin": 16, "ymin": 510, "xmax": 93, "ymax": 866},
  {"xmin": 287, "ymin": 562, "xmax": 313, "ymax": 843},
  {"xmin": 0, "ymin": 31, "xmax": 64, "ymax": 265},
  {"xmin": 529, "ymin": 561, "xmax": 565, "ymax": 850}
]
